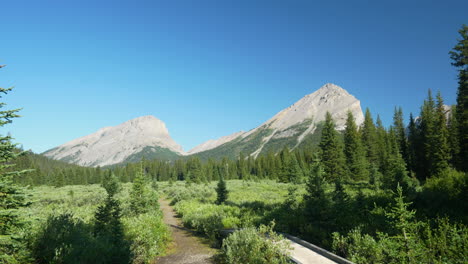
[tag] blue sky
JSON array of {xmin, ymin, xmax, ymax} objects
[{"xmin": 1, "ymin": 0, "xmax": 467, "ymax": 153}]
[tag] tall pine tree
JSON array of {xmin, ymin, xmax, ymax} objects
[
  {"xmin": 450, "ymin": 25, "xmax": 468, "ymax": 171},
  {"xmin": 343, "ymin": 111, "xmax": 368, "ymax": 181},
  {"xmin": 432, "ymin": 92, "xmax": 450, "ymax": 175},
  {"xmin": 0, "ymin": 65, "xmax": 29, "ymax": 263},
  {"xmin": 393, "ymin": 107, "xmax": 409, "ymax": 166},
  {"xmin": 319, "ymin": 112, "xmax": 346, "ymax": 181},
  {"xmin": 361, "ymin": 108, "xmax": 379, "ymax": 168}
]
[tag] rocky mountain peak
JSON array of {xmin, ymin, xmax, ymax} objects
[{"xmin": 43, "ymin": 115, "xmax": 184, "ymax": 167}]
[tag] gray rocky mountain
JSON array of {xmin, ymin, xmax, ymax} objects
[
  {"xmin": 43, "ymin": 116, "xmax": 184, "ymax": 167},
  {"xmin": 192, "ymin": 83, "xmax": 364, "ymax": 159}
]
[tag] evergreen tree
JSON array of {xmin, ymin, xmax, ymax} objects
[
  {"xmin": 0, "ymin": 66, "xmax": 29, "ymax": 263},
  {"xmin": 94, "ymin": 173, "xmax": 123, "ymax": 237},
  {"xmin": 93, "ymin": 173, "xmax": 130, "ymax": 262},
  {"xmin": 407, "ymin": 113, "xmax": 418, "ymax": 174},
  {"xmin": 375, "ymin": 115, "xmax": 389, "ymax": 174},
  {"xmin": 344, "ymin": 112, "xmax": 369, "ymax": 181},
  {"xmin": 393, "ymin": 107, "xmax": 409, "ymax": 166},
  {"xmin": 319, "ymin": 112, "xmax": 346, "ymax": 181},
  {"xmin": 215, "ymin": 175, "xmax": 228, "ymax": 205},
  {"xmin": 449, "ymin": 25, "xmax": 468, "ymax": 171},
  {"xmin": 417, "ymin": 90, "xmax": 437, "ymax": 179},
  {"xmin": 361, "ymin": 108, "xmax": 379, "ymax": 168},
  {"xmin": 129, "ymin": 164, "xmax": 156, "ymax": 215},
  {"xmin": 102, "ymin": 171, "xmax": 121, "ymax": 197},
  {"xmin": 280, "ymin": 153, "xmax": 304, "ymax": 184},
  {"xmin": 447, "ymin": 105, "xmax": 461, "ymax": 167},
  {"xmin": 237, "ymin": 152, "xmax": 248, "ymax": 180},
  {"xmin": 305, "ymin": 157, "xmax": 327, "ymax": 201},
  {"xmin": 186, "ymin": 157, "xmax": 202, "ymax": 183},
  {"xmin": 432, "ymin": 92, "xmax": 450, "ymax": 175}
]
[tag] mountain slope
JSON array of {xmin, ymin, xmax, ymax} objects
[
  {"xmin": 191, "ymin": 83, "xmax": 364, "ymax": 159},
  {"xmin": 43, "ymin": 116, "xmax": 184, "ymax": 167}
]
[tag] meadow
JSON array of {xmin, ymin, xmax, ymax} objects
[
  {"xmin": 161, "ymin": 179, "xmax": 468, "ymax": 264},
  {"xmin": 15, "ymin": 183, "xmax": 170, "ymax": 264}
]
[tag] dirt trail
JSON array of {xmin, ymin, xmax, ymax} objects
[{"xmin": 155, "ymin": 199, "xmax": 217, "ymax": 264}]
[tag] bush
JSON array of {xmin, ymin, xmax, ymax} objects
[
  {"xmin": 332, "ymin": 186, "xmax": 468, "ymax": 264},
  {"xmin": 164, "ymin": 184, "xmax": 216, "ymax": 205},
  {"xmin": 123, "ymin": 211, "xmax": 171, "ymax": 264},
  {"xmin": 31, "ymin": 213, "xmax": 131, "ymax": 264},
  {"xmin": 174, "ymin": 200, "xmax": 241, "ymax": 240},
  {"xmin": 221, "ymin": 222, "xmax": 291, "ymax": 264},
  {"xmin": 418, "ymin": 168, "xmax": 468, "ymax": 222}
]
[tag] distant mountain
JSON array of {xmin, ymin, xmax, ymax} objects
[
  {"xmin": 43, "ymin": 116, "xmax": 184, "ymax": 167},
  {"xmin": 44, "ymin": 83, "xmax": 364, "ymax": 166},
  {"xmin": 190, "ymin": 83, "xmax": 364, "ymax": 159}
]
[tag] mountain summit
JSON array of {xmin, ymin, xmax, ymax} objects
[
  {"xmin": 191, "ymin": 83, "xmax": 364, "ymax": 158},
  {"xmin": 43, "ymin": 115, "xmax": 184, "ymax": 167}
]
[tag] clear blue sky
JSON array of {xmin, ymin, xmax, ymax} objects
[{"xmin": 1, "ymin": 0, "xmax": 467, "ymax": 153}]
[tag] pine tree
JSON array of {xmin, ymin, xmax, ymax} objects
[
  {"xmin": 215, "ymin": 175, "xmax": 228, "ymax": 205},
  {"xmin": 418, "ymin": 90, "xmax": 437, "ymax": 179},
  {"xmin": 361, "ymin": 108, "xmax": 379, "ymax": 167},
  {"xmin": 447, "ymin": 105, "xmax": 461, "ymax": 168},
  {"xmin": 375, "ymin": 115, "xmax": 389, "ymax": 174},
  {"xmin": 129, "ymin": 164, "xmax": 155, "ymax": 214},
  {"xmin": 102, "ymin": 171, "xmax": 121, "ymax": 197},
  {"xmin": 407, "ymin": 113, "xmax": 418, "ymax": 174},
  {"xmin": 393, "ymin": 107, "xmax": 409, "ymax": 166},
  {"xmin": 449, "ymin": 25, "xmax": 468, "ymax": 171},
  {"xmin": 237, "ymin": 152, "xmax": 248, "ymax": 180},
  {"xmin": 432, "ymin": 92, "xmax": 450, "ymax": 175},
  {"xmin": 280, "ymin": 153, "xmax": 304, "ymax": 183},
  {"xmin": 0, "ymin": 66, "xmax": 29, "ymax": 262},
  {"xmin": 305, "ymin": 157, "xmax": 327, "ymax": 202},
  {"xmin": 94, "ymin": 173, "xmax": 123, "ymax": 237},
  {"xmin": 344, "ymin": 111, "xmax": 369, "ymax": 181},
  {"xmin": 186, "ymin": 157, "xmax": 202, "ymax": 183},
  {"xmin": 319, "ymin": 112, "xmax": 346, "ymax": 181}
]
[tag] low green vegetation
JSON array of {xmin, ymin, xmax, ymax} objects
[
  {"xmin": 221, "ymin": 222, "xmax": 291, "ymax": 264},
  {"xmin": 16, "ymin": 180, "xmax": 170, "ymax": 263}
]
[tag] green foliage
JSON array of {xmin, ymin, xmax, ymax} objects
[
  {"xmin": 102, "ymin": 171, "xmax": 121, "ymax": 197},
  {"xmin": 22, "ymin": 184, "xmax": 169, "ymax": 263},
  {"xmin": 164, "ymin": 183, "xmax": 216, "ymax": 205},
  {"xmin": 417, "ymin": 168, "xmax": 468, "ymax": 222},
  {"xmin": 123, "ymin": 211, "xmax": 171, "ymax": 264},
  {"xmin": 450, "ymin": 25, "xmax": 468, "ymax": 171},
  {"xmin": 332, "ymin": 186, "xmax": 468, "ymax": 264},
  {"xmin": 221, "ymin": 222, "xmax": 291, "ymax": 264},
  {"xmin": 175, "ymin": 200, "xmax": 242, "ymax": 240},
  {"xmin": 361, "ymin": 108, "xmax": 379, "ymax": 166},
  {"xmin": 216, "ymin": 175, "xmax": 229, "ymax": 205},
  {"xmin": 129, "ymin": 166, "xmax": 158, "ymax": 215},
  {"xmin": 319, "ymin": 112, "xmax": 346, "ymax": 181},
  {"xmin": 0, "ymin": 72, "xmax": 30, "ymax": 263},
  {"xmin": 344, "ymin": 111, "xmax": 369, "ymax": 181},
  {"xmin": 31, "ymin": 213, "xmax": 131, "ymax": 264}
]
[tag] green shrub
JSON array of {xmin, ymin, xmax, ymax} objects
[
  {"xmin": 164, "ymin": 183, "xmax": 216, "ymax": 205},
  {"xmin": 174, "ymin": 200, "xmax": 241, "ymax": 240},
  {"xmin": 31, "ymin": 213, "xmax": 131, "ymax": 264},
  {"xmin": 123, "ymin": 211, "xmax": 171, "ymax": 264},
  {"xmin": 221, "ymin": 222, "xmax": 291, "ymax": 264}
]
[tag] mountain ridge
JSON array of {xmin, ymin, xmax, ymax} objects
[
  {"xmin": 44, "ymin": 83, "xmax": 364, "ymax": 166},
  {"xmin": 189, "ymin": 83, "xmax": 364, "ymax": 157}
]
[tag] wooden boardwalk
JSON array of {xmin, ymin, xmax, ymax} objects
[{"xmin": 282, "ymin": 233, "xmax": 353, "ymax": 264}]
